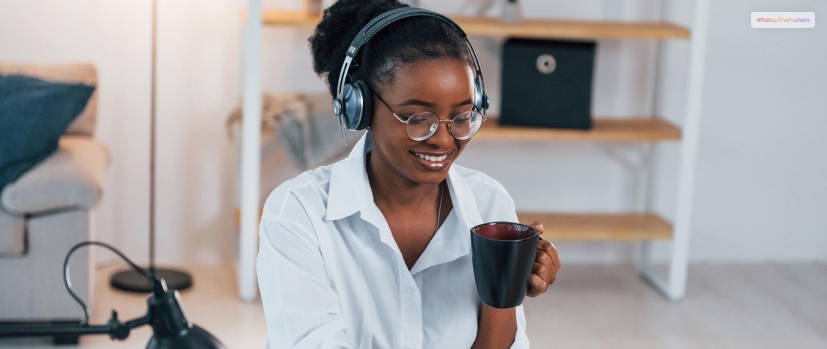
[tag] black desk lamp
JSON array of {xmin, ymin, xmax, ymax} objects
[{"xmin": 0, "ymin": 242, "xmax": 224, "ymax": 348}]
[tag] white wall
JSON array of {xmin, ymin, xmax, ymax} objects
[
  {"xmin": 0, "ymin": 0, "xmax": 242, "ymax": 265},
  {"xmin": 151, "ymin": 0, "xmax": 242, "ymax": 264},
  {"xmin": 650, "ymin": 0, "xmax": 827, "ymax": 263},
  {"xmin": 1, "ymin": 0, "xmax": 824, "ymax": 266}
]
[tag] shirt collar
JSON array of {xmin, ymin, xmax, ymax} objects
[
  {"xmin": 325, "ymin": 133, "xmax": 484, "ymax": 271},
  {"xmin": 325, "ymin": 132, "xmax": 372, "ymax": 221}
]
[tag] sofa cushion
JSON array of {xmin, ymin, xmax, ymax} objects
[
  {"xmin": 0, "ymin": 63, "xmax": 98, "ymax": 136},
  {"xmin": 1, "ymin": 136, "xmax": 109, "ymax": 215},
  {"xmin": 0, "ymin": 74, "xmax": 96, "ymax": 190},
  {"xmin": 0, "ymin": 209, "xmax": 24, "ymax": 256}
]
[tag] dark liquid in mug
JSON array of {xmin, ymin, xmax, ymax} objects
[{"xmin": 473, "ymin": 222, "xmax": 536, "ymax": 241}]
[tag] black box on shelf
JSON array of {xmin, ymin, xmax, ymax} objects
[{"xmin": 499, "ymin": 38, "xmax": 596, "ymax": 129}]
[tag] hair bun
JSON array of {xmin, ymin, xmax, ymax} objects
[{"xmin": 309, "ymin": 0, "xmax": 405, "ymax": 96}]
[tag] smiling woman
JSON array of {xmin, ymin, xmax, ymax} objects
[{"xmin": 255, "ymin": 1, "xmax": 559, "ymax": 348}]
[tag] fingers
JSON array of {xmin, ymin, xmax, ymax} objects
[
  {"xmin": 533, "ymin": 240, "xmax": 560, "ymax": 285},
  {"xmin": 549, "ymin": 242, "xmax": 560, "ymax": 270},
  {"xmin": 527, "ymin": 274, "xmax": 547, "ymax": 298},
  {"xmin": 535, "ymin": 247, "xmax": 552, "ymax": 265},
  {"xmin": 533, "ymin": 261, "xmax": 546, "ymax": 276},
  {"xmin": 528, "ymin": 221, "xmax": 545, "ymax": 235},
  {"xmin": 533, "ymin": 261, "xmax": 556, "ymax": 287},
  {"xmin": 537, "ymin": 238, "xmax": 551, "ymax": 252},
  {"xmin": 542, "ymin": 240, "xmax": 560, "ymax": 269},
  {"xmin": 528, "ymin": 232, "xmax": 561, "ymax": 298}
]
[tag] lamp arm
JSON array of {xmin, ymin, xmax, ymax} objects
[
  {"xmin": 124, "ymin": 313, "xmax": 153, "ymax": 330},
  {"xmin": 0, "ymin": 323, "xmax": 112, "ymax": 338},
  {"xmin": 0, "ymin": 309, "xmax": 154, "ymax": 341}
]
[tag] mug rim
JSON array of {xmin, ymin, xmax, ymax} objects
[{"xmin": 471, "ymin": 221, "xmax": 539, "ymax": 243}]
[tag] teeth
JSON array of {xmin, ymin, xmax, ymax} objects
[{"xmin": 416, "ymin": 153, "xmax": 447, "ymax": 162}]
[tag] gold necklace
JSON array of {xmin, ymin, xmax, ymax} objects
[{"xmin": 435, "ymin": 181, "xmax": 444, "ymax": 233}]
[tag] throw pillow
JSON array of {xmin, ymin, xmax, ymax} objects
[{"xmin": 0, "ymin": 74, "xmax": 95, "ymax": 190}]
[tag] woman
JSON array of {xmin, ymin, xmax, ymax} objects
[{"xmin": 257, "ymin": 1, "xmax": 560, "ymax": 348}]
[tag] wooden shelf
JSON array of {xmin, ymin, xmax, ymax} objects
[
  {"xmin": 517, "ymin": 212, "xmax": 673, "ymax": 241},
  {"xmin": 238, "ymin": 209, "xmax": 671, "ymax": 241},
  {"xmin": 475, "ymin": 117, "xmax": 681, "ymax": 142},
  {"xmin": 261, "ymin": 10, "xmax": 690, "ymax": 41}
]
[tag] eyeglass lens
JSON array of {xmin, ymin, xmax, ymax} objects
[{"xmin": 406, "ymin": 111, "xmax": 483, "ymax": 141}]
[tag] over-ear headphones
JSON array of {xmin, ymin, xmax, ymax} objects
[{"xmin": 331, "ymin": 7, "xmax": 489, "ymax": 134}]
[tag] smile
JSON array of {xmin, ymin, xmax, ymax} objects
[
  {"xmin": 410, "ymin": 151, "xmax": 452, "ymax": 170},
  {"xmin": 415, "ymin": 153, "xmax": 448, "ymax": 162}
]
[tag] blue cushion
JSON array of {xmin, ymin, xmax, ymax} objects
[{"xmin": 0, "ymin": 74, "xmax": 95, "ymax": 190}]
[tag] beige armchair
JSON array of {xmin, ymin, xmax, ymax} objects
[{"xmin": 0, "ymin": 63, "xmax": 109, "ymax": 344}]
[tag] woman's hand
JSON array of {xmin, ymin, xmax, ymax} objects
[{"xmin": 527, "ymin": 222, "xmax": 560, "ymax": 298}]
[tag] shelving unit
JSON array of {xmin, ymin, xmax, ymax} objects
[{"xmin": 238, "ymin": 1, "xmax": 712, "ymax": 302}]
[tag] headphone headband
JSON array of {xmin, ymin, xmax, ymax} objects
[
  {"xmin": 332, "ymin": 6, "xmax": 488, "ymax": 142},
  {"xmin": 346, "ymin": 8, "xmax": 467, "ymax": 59},
  {"xmin": 335, "ymin": 8, "xmax": 470, "ymax": 100}
]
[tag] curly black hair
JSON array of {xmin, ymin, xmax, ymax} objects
[{"xmin": 309, "ymin": 0, "xmax": 474, "ymax": 98}]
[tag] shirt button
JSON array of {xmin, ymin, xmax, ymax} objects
[{"xmin": 407, "ymin": 287, "xmax": 416, "ymax": 295}]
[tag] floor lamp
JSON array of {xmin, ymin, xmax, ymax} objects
[{"xmin": 110, "ymin": 0, "xmax": 193, "ymax": 292}]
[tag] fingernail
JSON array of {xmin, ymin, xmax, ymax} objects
[{"xmin": 538, "ymin": 223, "xmax": 544, "ymax": 228}]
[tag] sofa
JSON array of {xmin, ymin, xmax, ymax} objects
[{"xmin": 0, "ymin": 63, "xmax": 108, "ymax": 340}]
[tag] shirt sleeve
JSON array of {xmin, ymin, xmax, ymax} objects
[
  {"xmin": 510, "ymin": 305, "xmax": 530, "ymax": 348},
  {"xmin": 257, "ymin": 196, "xmax": 354, "ymax": 349}
]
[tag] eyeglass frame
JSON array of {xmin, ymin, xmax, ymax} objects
[{"xmin": 373, "ymin": 93, "xmax": 488, "ymax": 141}]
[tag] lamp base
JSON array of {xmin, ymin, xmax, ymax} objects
[{"xmin": 110, "ymin": 268, "xmax": 192, "ymax": 293}]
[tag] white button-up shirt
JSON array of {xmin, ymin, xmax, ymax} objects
[{"xmin": 257, "ymin": 133, "xmax": 529, "ymax": 348}]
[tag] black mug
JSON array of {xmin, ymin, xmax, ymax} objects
[{"xmin": 471, "ymin": 222, "xmax": 539, "ymax": 309}]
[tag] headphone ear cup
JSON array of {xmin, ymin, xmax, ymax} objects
[
  {"xmin": 352, "ymin": 80, "xmax": 374, "ymax": 131},
  {"xmin": 473, "ymin": 74, "xmax": 488, "ymax": 112},
  {"xmin": 340, "ymin": 83, "xmax": 360, "ymax": 130}
]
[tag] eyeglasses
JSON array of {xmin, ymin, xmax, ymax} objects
[{"xmin": 375, "ymin": 94, "xmax": 487, "ymax": 141}]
